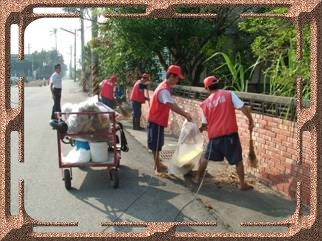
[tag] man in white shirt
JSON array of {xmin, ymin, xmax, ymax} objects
[
  {"xmin": 147, "ymin": 65, "xmax": 192, "ymax": 175},
  {"xmin": 49, "ymin": 64, "xmax": 62, "ymax": 119},
  {"xmin": 195, "ymin": 76, "xmax": 254, "ymax": 191}
]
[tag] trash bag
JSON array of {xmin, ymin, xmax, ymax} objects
[
  {"xmin": 62, "ymin": 96, "xmax": 113, "ymax": 134},
  {"xmin": 168, "ymin": 120, "xmax": 204, "ymax": 177},
  {"xmin": 63, "ymin": 148, "xmax": 91, "ymax": 164}
]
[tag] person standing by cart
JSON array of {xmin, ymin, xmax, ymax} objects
[
  {"xmin": 50, "ymin": 64, "xmax": 62, "ymax": 120},
  {"xmin": 130, "ymin": 73, "xmax": 150, "ymax": 130},
  {"xmin": 100, "ymin": 75, "xmax": 117, "ymax": 109},
  {"xmin": 147, "ymin": 65, "xmax": 192, "ymax": 175},
  {"xmin": 193, "ymin": 76, "xmax": 254, "ymax": 191}
]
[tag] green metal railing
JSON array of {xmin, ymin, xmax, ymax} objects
[{"xmin": 148, "ymin": 83, "xmax": 310, "ymax": 122}]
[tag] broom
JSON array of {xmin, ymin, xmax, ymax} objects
[
  {"xmin": 146, "ymin": 87, "xmax": 151, "ymax": 108},
  {"xmin": 115, "ymin": 99, "xmax": 131, "ymax": 118},
  {"xmin": 118, "ymin": 104, "xmax": 131, "ymax": 118},
  {"xmin": 248, "ymin": 128, "xmax": 258, "ymax": 168}
]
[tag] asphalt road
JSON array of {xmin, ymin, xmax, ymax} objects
[
  {"xmin": 9, "ymin": 79, "xmax": 303, "ymax": 235},
  {"xmin": 9, "ymin": 79, "xmax": 225, "ymax": 233}
]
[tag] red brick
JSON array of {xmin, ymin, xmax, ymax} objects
[
  {"xmin": 257, "ymin": 138, "xmax": 266, "ymax": 145},
  {"xmin": 279, "ymin": 145, "xmax": 287, "ymax": 152},
  {"xmin": 286, "ymin": 147, "xmax": 296, "ymax": 154},
  {"xmin": 134, "ymin": 91, "xmax": 312, "ymax": 205},
  {"xmin": 258, "ymin": 119, "xmax": 268, "ymax": 125},
  {"xmin": 275, "ymin": 118, "xmax": 283, "ymax": 124},
  {"xmin": 278, "ymin": 130, "xmax": 291, "ymax": 138},
  {"xmin": 286, "ymin": 141, "xmax": 297, "ymax": 149},
  {"xmin": 285, "ymin": 158, "xmax": 296, "ymax": 165},
  {"xmin": 275, "ymin": 134, "xmax": 287, "ymax": 143}
]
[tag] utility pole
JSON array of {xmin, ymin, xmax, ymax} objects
[
  {"xmin": 74, "ymin": 28, "xmax": 76, "ymax": 82},
  {"xmin": 54, "ymin": 28, "xmax": 57, "ymax": 52},
  {"xmin": 60, "ymin": 27, "xmax": 77, "ymax": 82},
  {"xmin": 91, "ymin": 9, "xmax": 99, "ymax": 96},
  {"xmin": 50, "ymin": 28, "xmax": 58, "ymax": 52},
  {"xmin": 28, "ymin": 44, "xmax": 34, "ymax": 81},
  {"xmin": 69, "ymin": 45, "xmax": 73, "ymax": 79},
  {"xmin": 80, "ymin": 8, "xmax": 86, "ymax": 91},
  {"xmin": 27, "ymin": 44, "xmax": 30, "ymax": 79}
]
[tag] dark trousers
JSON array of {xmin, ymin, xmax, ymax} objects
[
  {"xmin": 51, "ymin": 88, "xmax": 61, "ymax": 119},
  {"xmin": 132, "ymin": 101, "xmax": 142, "ymax": 118},
  {"xmin": 101, "ymin": 96, "xmax": 115, "ymax": 109}
]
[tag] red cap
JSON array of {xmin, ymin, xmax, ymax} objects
[
  {"xmin": 110, "ymin": 75, "xmax": 117, "ymax": 82},
  {"xmin": 167, "ymin": 65, "xmax": 184, "ymax": 80},
  {"xmin": 142, "ymin": 73, "xmax": 149, "ymax": 78},
  {"xmin": 203, "ymin": 76, "xmax": 219, "ymax": 89}
]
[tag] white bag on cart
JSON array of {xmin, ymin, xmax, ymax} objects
[
  {"xmin": 62, "ymin": 138, "xmax": 91, "ymax": 164},
  {"xmin": 169, "ymin": 120, "xmax": 204, "ymax": 177},
  {"xmin": 63, "ymin": 148, "xmax": 91, "ymax": 164},
  {"xmin": 62, "ymin": 96, "xmax": 115, "ymax": 134}
]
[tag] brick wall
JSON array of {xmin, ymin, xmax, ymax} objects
[{"xmin": 138, "ymin": 90, "xmax": 312, "ymax": 206}]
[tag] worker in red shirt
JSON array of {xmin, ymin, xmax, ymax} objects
[
  {"xmin": 100, "ymin": 75, "xmax": 117, "ymax": 109},
  {"xmin": 130, "ymin": 73, "xmax": 150, "ymax": 130},
  {"xmin": 193, "ymin": 76, "xmax": 254, "ymax": 190},
  {"xmin": 147, "ymin": 65, "xmax": 192, "ymax": 175}
]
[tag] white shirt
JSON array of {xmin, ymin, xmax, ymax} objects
[
  {"xmin": 201, "ymin": 91, "xmax": 244, "ymax": 124},
  {"xmin": 158, "ymin": 89, "xmax": 175, "ymax": 104},
  {"xmin": 50, "ymin": 72, "xmax": 62, "ymax": 89}
]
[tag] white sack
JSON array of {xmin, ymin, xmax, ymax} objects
[
  {"xmin": 63, "ymin": 148, "xmax": 91, "ymax": 164},
  {"xmin": 168, "ymin": 120, "xmax": 204, "ymax": 177}
]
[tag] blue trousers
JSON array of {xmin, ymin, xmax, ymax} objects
[
  {"xmin": 101, "ymin": 96, "xmax": 115, "ymax": 109},
  {"xmin": 132, "ymin": 101, "xmax": 142, "ymax": 118}
]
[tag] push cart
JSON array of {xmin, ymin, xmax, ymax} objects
[{"xmin": 54, "ymin": 111, "xmax": 127, "ymax": 190}]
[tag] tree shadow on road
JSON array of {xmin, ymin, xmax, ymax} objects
[
  {"xmin": 179, "ymin": 171, "xmax": 298, "ymax": 221},
  {"xmin": 68, "ymin": 165, "xmax": 200, "ymax": 233}
]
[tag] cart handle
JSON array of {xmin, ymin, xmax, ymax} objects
[{"xmin": 57, "ymin": 111, "xmax": 115, "ymax": 115}]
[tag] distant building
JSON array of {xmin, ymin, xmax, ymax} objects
[{"xmin": 11, "ymin": 54, "xmax": 33, "ymax": 82}]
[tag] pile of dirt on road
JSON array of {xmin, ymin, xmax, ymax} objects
[
  {"xmin": 203, "ymin": 163, "xmax": 257, "ymax": 190},
  {"xmin": 24, "ymin": 80, "xmax": 49, "ymax": 87}
]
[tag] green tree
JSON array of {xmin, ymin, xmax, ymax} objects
[
  {"xmin": 11, "ymin": 50, "xmax": 67, "ymax": 81},
  {"xmin": 97, "ymin": 7, "xmax": 256, "ymax": 86},
  {"xmin": 238, "ymin": 8, "xmax": 310, "ymax": 97}
]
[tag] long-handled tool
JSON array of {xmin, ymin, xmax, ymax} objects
[
  {"xmin": 248, "ymin": 128, "xmax": 258, "ymax": 168},
  {"xmin": 146, "ymin": 86, "xmax": 151, "ymax": 108},
  {"xmin": 114, "ymin": 99, "xmax": 131, "ymax": 118}
]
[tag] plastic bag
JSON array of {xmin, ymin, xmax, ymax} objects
[
  {"xmin": 61, "ymin": 103, "xmax": 75, "ymax": 121},
  {"xmin": 168, "ymin": 120, "xmax": 204, "ymax": 177},
  {"xmin": 62, "ymin": 96, "xmax": 112, "ymax": 134},
  {"xmin": 62, "ymin": 148, "xmax": 91, "ymax": 164}
]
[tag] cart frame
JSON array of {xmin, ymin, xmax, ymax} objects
[{"xmin": 55, "ymin": 111, "xmax": 121, "ymax": 189}]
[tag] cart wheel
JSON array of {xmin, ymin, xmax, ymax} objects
[
  {"xmin": 110, "ymin": 169, "xmax": 119, "ymax": 189},
  {"xmin": 64, "ymin": 169, "xmax": 72, "ymax": 190}
]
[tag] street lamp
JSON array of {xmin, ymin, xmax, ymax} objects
[{"xmin": 60, "ymin": 27, "xmax": 80, "ymax": 82}]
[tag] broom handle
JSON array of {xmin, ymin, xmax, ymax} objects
[
  {"xmin": 146, "ymin": 87, "xmax": 151, "ymax": 108},
  {"xmin": 249, "ymin": 126, "xmax": 253, "ymax": 141}
]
